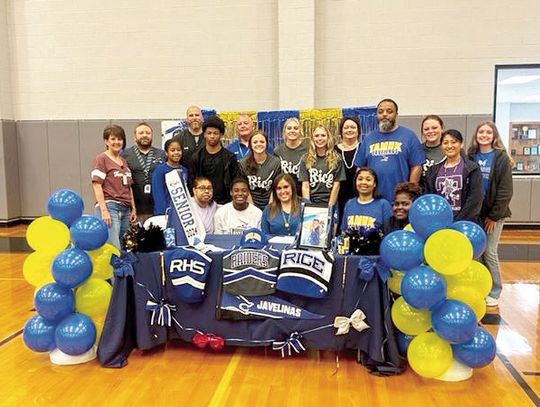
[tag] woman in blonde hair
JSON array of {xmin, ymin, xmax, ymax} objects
[
  {"xmin": 274, "ymin": 117, "xmax": 307, "ymax": 192},
  {"xmin": 335, "ymin": 116, "xmax": 361, "ymax": 226},
  {"xmin": 298, "ymin": 125, "xmax": 345, "ymax": 205},
  {"xmin": 467, "ymin": 121, "xmax": 513, "ymax": 308}
]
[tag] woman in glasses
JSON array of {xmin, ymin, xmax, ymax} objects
[{"xmin": 191, "ymin": 176, "xmax": 221, "ymax": 233}]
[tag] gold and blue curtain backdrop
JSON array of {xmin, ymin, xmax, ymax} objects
[
  {"xmin": 171, "ymin": 106, "xmax": 377, "ymax": 150},
  {"xmin": 299, "ymin": 108, "xmax": 342, "ymax": 145}
]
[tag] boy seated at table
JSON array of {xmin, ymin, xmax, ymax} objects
[{"xmin": 214, "ymin": 178, "xmax": 262, "ymax": 234}]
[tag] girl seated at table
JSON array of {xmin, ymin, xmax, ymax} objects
[
  {"xmin": 261, "ymin": 173, "xmax": 302, "ymax": 236},
  {"xmin": 341, "ymin": 167, "xmax": 392, "ymax": 232},
  {"xmin": 382, "ymin": 182, "xmax": 422, "ymax": 234},
  {"xmin": 151, "ymin": 138, "xmax": 189, "ymax": 215}
]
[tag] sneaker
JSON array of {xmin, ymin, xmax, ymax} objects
[{"xmin": 486, "ymin": 296, "xmax": 499, "ymax": 307}]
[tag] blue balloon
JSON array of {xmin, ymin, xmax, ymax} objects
[
  {"xmin": 450, "ymin": 221, "xmax": 487, "ymax": 259},
  {"xmin": 52, "ymin": 248, "xmax": 92, "ymax": 288},
  {"xmin": 55, "ymin": 313, "xmax": 96, "ymax": 356},
  {"xmin": 431, "ymin": 299, "xmax": 477, "ymax": 344},
  {"xmin": 23, "ymin": 315, "xmax": 57, "ymax": 352},
  {"xmin": 34, "ymin": 282, "xmax": 75, "ymax": 322},
  {"xmin": 401, "ymin": 264, "xmax": 447, "ymax": 310},
  {"xmin": 452, "ymin": 326, "xmax": 497, "ymax": 368},
  {"xmin": 380, "ymin": 230, "xmax": 424, "ymax": 271},
  {"xmin": 396, "ymin": 332, "xmax": 415, "ymax": 356},
  {"xmin": 47, "ymin": 189, "xmax": 84, "ymax": 227},
  {"xmin": 70, "ymin": 215, "xmax": 108, "ymax": 251},
  {"xmin": 409, "ymin": 194, "xmax": 453, "ymax": 239}
]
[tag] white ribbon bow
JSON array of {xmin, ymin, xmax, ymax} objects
[{"xmin": 333, "ymin": 309, "xmax": 370, "ymax": 335}]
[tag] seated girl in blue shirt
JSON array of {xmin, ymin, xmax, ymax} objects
[
  {"xmin": 261, "ymin": 173, "xmax": 302, "ymax": 236},
  {"xmin": 382, "ymin": 182, "xmax": 422, "ymax": 234},
  {"xmin": 341, "ymin": 167, "xmax": 392, "ymax": 231}
]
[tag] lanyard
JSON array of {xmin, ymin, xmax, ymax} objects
[
  {"xmin": 134, "ymin": 147, "xmax": 155, "ymax": 183},
  {"xmin": 238, "ymin": 143, "xmax": 249, "ymax": 159}
]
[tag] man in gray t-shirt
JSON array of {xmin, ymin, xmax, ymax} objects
[{"xmin": 299, "ymin": 156, "xmax": 346, "ymax": 205}]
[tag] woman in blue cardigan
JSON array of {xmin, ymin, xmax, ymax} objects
[{"xmin": 261, "ymin": 173, "xmax": 301, "ymax": 236}]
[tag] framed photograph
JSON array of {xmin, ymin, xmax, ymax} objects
[
  {"xmin": 531, "ymin": 146, "xmax": 539, "ymax": 155},
  {"xmin": 516, "ymin": 162, "xmax": 524, "ymax": 171},
  {"xmin": 297, "ymin": 204, "xmax": 332, "ymax": 250},
  {"xmin": 523, "ymin": 147, "xmax": 531, "ymax": 155},
  {"xmin": 528, "ymin": 129, "xmax": 537, "ymax": 139}
]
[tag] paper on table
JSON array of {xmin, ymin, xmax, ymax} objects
[{"xmin": 269, "ymin": 236, "xmax": 296, "ymax": 244}]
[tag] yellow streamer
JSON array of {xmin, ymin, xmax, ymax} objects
[
  {"xmin": 300, "ymin": 108, "xmax": 342, "ymax": 142},
  {"xmin": 218, "ymin": 111, "xmax": 257, "ymax": 145}
]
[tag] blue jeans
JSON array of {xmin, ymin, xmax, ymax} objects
[
  {"xmin": 95, "ymin": 201, "xmax": 131, "ymax": 251},
  {"xmin": 481, "ymin": 218, "xmax": 505, "ymax": 299}
]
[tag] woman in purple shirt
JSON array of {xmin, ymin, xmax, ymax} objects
[{"xmin": 422, "ymin": 129, "xmax": 483, "ymax": 222}]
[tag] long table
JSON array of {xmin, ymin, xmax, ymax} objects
[{"xmin": 97, "ymin": 237, "xmax": 403, "ymax": 375}]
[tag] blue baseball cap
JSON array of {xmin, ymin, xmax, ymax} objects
[{"xmin": 239, "ymin": 228, "xmax": 268, "ymax": 249}]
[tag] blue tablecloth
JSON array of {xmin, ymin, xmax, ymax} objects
[{"xmin": 97, "ymin": 238, "xmax": 403, "ymax": 374}]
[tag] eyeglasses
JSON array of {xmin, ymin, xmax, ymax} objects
[{"xmin": 195, "ymin": 186, "xmax": 213, "ymax": 191}]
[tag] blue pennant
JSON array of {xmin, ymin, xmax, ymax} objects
[
  {"xmin": 220, "ymin": 292, "xmax": 324, "ymax": 320},
  {"xmin": 111, "ymin": 252, "xmax": 138, "ymax": 278},
  {"xmin": 145, "ymin": 299, "xmax": 177, "ymax": 326},
  {"xmin": 272, "ymin": 332, "xmax": 306, "ymax": 357}
]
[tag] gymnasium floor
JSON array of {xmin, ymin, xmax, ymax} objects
[{"xmin": 0, "ymin": 226, "xmax": 538, "ymax": 406}]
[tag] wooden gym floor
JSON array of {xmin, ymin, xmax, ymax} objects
[{"xmin": 0, "ymin": 225, "xmax": 538, "ymax": 406}]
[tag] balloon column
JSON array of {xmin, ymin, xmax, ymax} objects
[
  {"xmin": 381, "ymin": 194, "xmax": 496, "ymax": 380},
  {"xmin": 22, "ymin": 189, "xmax": 117, "ymax": 365}
]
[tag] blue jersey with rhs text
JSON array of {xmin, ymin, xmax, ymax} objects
[{"xmin": 164, "ymin": 247, "xmax": 212, "ymax": 303}]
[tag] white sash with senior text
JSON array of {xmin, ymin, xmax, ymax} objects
[{"xmin": 165, "ymin": 170, "xmax": 206, "ymax": 247}]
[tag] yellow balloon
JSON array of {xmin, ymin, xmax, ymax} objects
[
  {"xmin": 88, "ymin": 243, "xmax": 120, "ymax": 280},
  {"xmin": 447, "ymin": 286, "xmax": 486, "ymax": 321},
  {"xmin": 388, "ymin": 269, "xmax": 404, "ymax": 295},
  {"xmin": 75, "ymin": 278, "xmax": 113, "ymax": 319},
  {"xmin": 22, "ymin": 251, "xmax": 55, "ymax": 287},
  {"xmin": 444, "ymin": 260, "xmax": 493, "ymax": 299},
  {"xmin": 404, "ymin": 224, "xmax": 415, "ymax": 232},
  {"xmin": 407, "ymin": 332, "xmax": 453, "ymax": 378},
  {"xmin": 26, "ymin": 216, "xmax": 70, "ymax": 254},
  {"xmin": 391, "ymin": 296, "xmax": 432, "ymax": 335},
  {"xmin": 424, "ymin": 229, "xmax": 473, "ymax": 275}
]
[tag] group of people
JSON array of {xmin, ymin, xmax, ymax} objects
[{"xmin": 91, "ymin": 99, "xmax": 513, "ymax": 307}]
